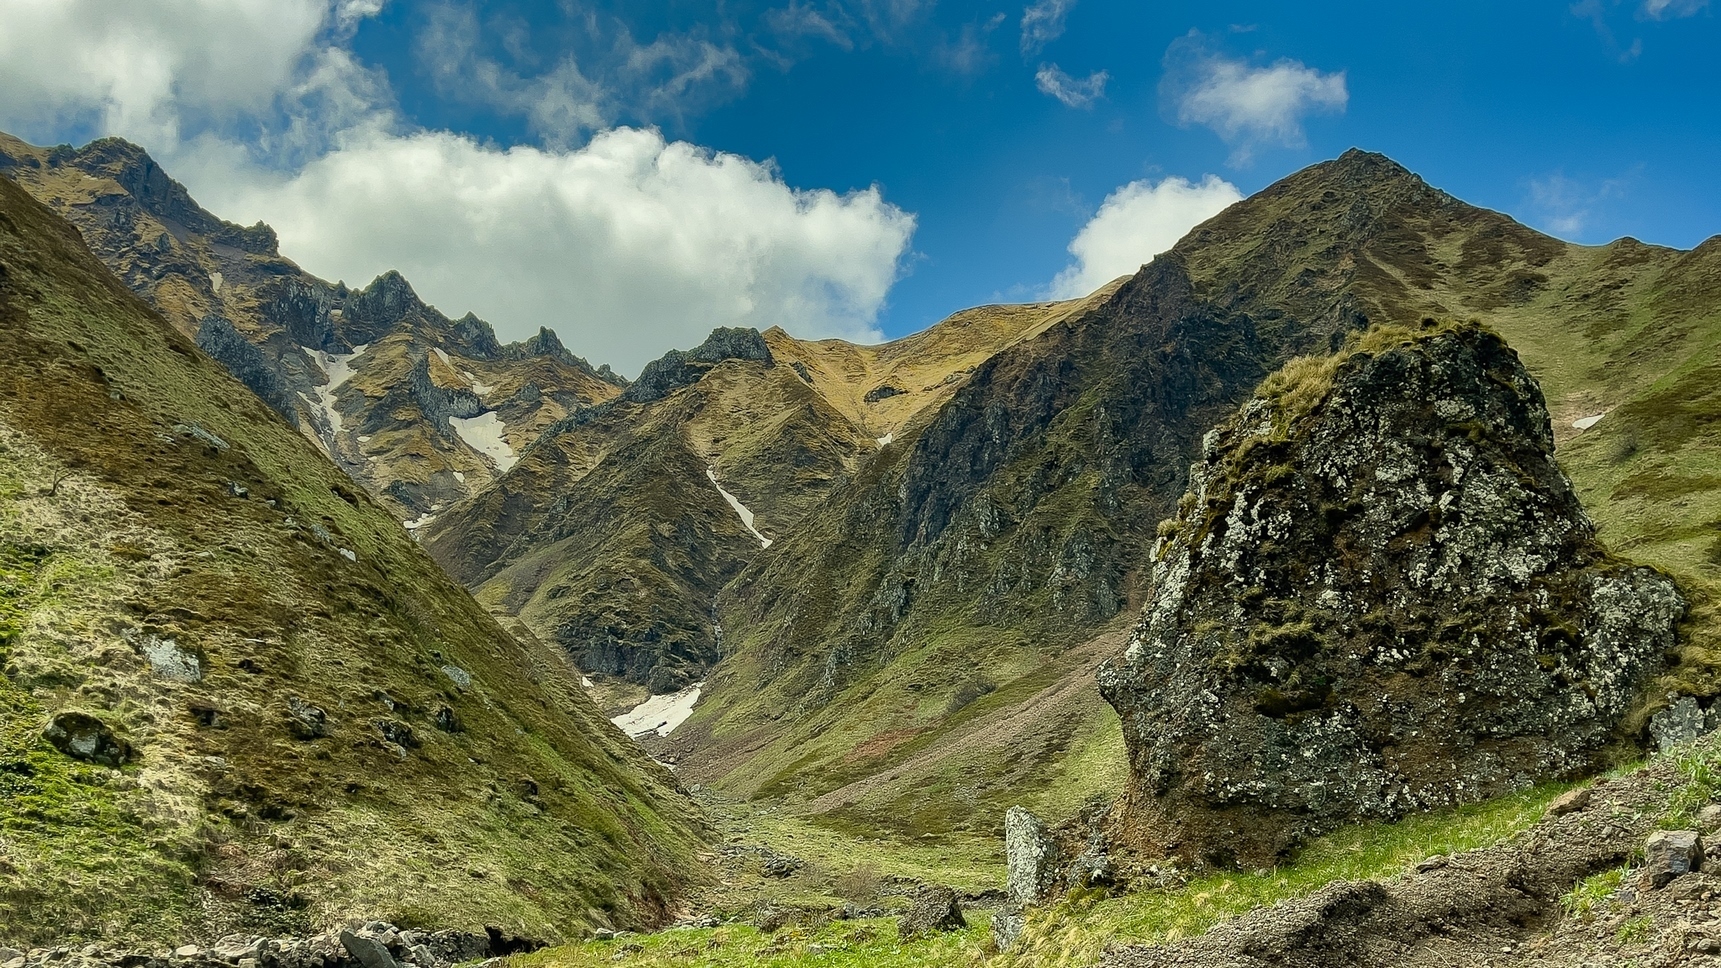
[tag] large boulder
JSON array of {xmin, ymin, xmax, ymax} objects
[{"xmin": 1098, "ymin": 323, "xmax": 1684, "ymax": 865}]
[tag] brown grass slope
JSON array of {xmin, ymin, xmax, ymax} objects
[{"xmin": 0, "ymin": 176, "xmax": 703, "ymax": 947}]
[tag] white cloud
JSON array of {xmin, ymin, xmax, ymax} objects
[
  {"xmin": 0, "ymin": 0, "xmax": 914, "ymax": 374},
  {"xmin": 197, "ymin": 128, "xmax": 914, "ymax": 374},
  {"xmin": 1642, "ymin": 0, "xmax": 1709, "ymax": 18},
  {"xmin": 1163, "ymin": 34, "xmax": 1347, "ymax": 164},
  {"xmin": 0, "ymin": 0, "xmax": 388, "ymax": 153},
  {"xmin": 1020, "ymin": 0, "xmax": 1077, "ymax": 55},
  {"xmin": 1525, "ymin": 171, "xmax": 1630, "ymax": 239},
  {"xmin": 1048, "ymin": 175, "xmax": 1242, "ymax": 298},
  {"xmin": 1035, "ymin": 64, "xmax": 1108, "ymax": 108}
]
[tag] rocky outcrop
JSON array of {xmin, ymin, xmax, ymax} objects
[
  {"xmin": 0, "ymin": 921, "xmax": 535, "ymax": 968},
  {"xmin": 1098, "ymin": 323, "xmax": 1684, "ymax": 865},
  {"xmin": 195, "ymin": 316, "xmax": 298, "ymax": 424},
  {"xmin": 406, "ymin": 355, "xmax": 486, "ymax": 427},
  {"xmin": 623, "ymin": 327, "xmax": 773, "ymax": 404}
]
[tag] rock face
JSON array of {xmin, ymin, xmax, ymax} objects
[
  {"xmin": 1098, "ymin": 323, "xmax": 1685, "ymax": 865},
  {"xmin": 41, "ymin": 711, "xmax": 130, "ymax": 767}
]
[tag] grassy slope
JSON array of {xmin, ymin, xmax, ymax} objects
[{"xmin": 0, "ymin": 176, "xmax": 703, "ymax": 946}]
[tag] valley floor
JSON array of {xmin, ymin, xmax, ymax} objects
[{"xmin": 510, "ymin": 732, "xmax": 1721, "ymax": 968}]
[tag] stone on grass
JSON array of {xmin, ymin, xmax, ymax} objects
[
  {"xmin": 897, "ymin": 885, "xmax": 967, "ymax": 940},
  {"xmin": 1652, "ymin": 697, "xmax": 1709, "ymax": 752},
  {"xmin": 990, "ymin": 904, "xmax": 1026, "ymax": 952}
]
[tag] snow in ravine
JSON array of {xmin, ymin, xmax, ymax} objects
[
  {"xmin": 209, "ymin": 271, "xmax": 223, "ymax": 294},
  {"xmin": 463, "ymin": 370, "xmax": 497, "ymax": 396},
  {"xmin": 706, "ymin": 467, "xmax": 772, "ymax": 548},
  {"xmin": 306, "ymin": 344, "xmax": 368, "ymax": 436},
  {"xmin": 876, "ymin": 432, "xmax": 894, "ymax": 447},
  {"xmin": 403, "ymin": 512, "xmax": 437, "ymax": 531},
  {"xmin": 433, "ymin": 347, "xmax": 451, "ymax": 367},
  {"xmin": 1573, "ymin": 413, "xmax": 1606, "ymax": 431},
  {"xmin": 449, "ymin": 411, "xmax": 518, "ymax": 471},
  {"xmin": 612, "ymin": 683, "xmax": 704, "ymax": 738}
]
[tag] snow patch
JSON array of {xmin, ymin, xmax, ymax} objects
[
  {"xmin": 338, "ymin": 548, "xmax": 356, "ymax": 562},
  {"xmin": 209, "ymin": 271, "xmax": 223, "ymax": 294},
  {"xmin": 305, "ymin": 344, "xmax": 368, "ymax": 437},
  {"xmin": 1573, "ymin": 413, "xmax": 1606, "ymax": 431},
  {"xmin": 707, "ymin": 468, "xmax": 772, "ymax": 549},
  {"xmin": 404, "ymin": 513, "xmax": 437, "ymax": 530},
  {"xmin": 433, "ymin": 347, "xmax": 451, "ymax": 367},
  {"xmin": 462, "ymin": 370, "xmax": 497, "ymax": 396},
  {"xmin": 612, "ymin": 683, "xmax": 704, "ymax": 738},
  {"xmin": 453, "ymin": 470, "xmax": 466, "ymax": 483},
  {"xmin": 581, "ymin": 676, "xmax": 594, "ymax": 688},
  {"xmin": 357, "ymin": 435, "xmax": 372, "ymax": 442},
  {"xmin": 449, "ymin": 411, "xmax": 518, "ymax": 471},
  {"xmin": 876, "ymin": 432, "xmax": 894, "ymax": 447}
]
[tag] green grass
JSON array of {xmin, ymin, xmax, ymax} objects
[
  {"xmin": 514, "ymin": 916, "xmax": 993, "ymax": 968},
  {"xmin": 1002, "ymin": 781, "xmax": 1573, "ymax": 966}
]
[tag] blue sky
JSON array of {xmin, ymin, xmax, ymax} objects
[{"xmin": 0, "ymin": 0, "xmax": 1716, "ymax": 370}]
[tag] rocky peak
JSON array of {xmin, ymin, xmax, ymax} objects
[
  {"xmin": 623, "ymin": 327, "xmax": 773, "ymax": 404},
  {"xmin": 61, "ymin": 136, "xmax": 279, "ymax": 255},
  {"xmin": 1097, "ymin": 321, "xmax": 1684, "ymax": 866},
  {"xmin": 448, "ymin": 312, "xmax": 504, "ymax": 359},
  {"xmin": 342, "ymin": 270, "xmax": 428, "ymax": 340}
]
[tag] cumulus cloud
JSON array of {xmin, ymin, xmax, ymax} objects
[
  {"xmin": 0, "ymin": 0, "xmax": 915, "ymax": 373},
  {"xmin": 1035, "ymin": 63, "xmax": 1108, "ymax": 108},
  {"xmin": 1020, "ymin": 0, "xmax": 1077, "ymax": 55},
  {"xmin": 0, "ymin": 0, "xmax": 359, "ymax": 148},
  {"xmin": 191, "ymin": 128, "xmax": 915, "ymax": 374},
  {"xmin": 1162, "ymin": 33, "xmax": 1347, "ymax": 164},
  {"xmin": 1048, "ymin": 175, "xmax": 1242, "ymax": 298}
]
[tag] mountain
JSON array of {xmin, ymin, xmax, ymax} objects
[
  {"xmin": 644, "ymin": 150, "xmax": 1721, "ymax": 844},
  {"xmin": 0, "ymin": 175, "xmax": 702, "ymax": 946},
  {"xmin": 420, "ymin": 293, "xmax": 1116, "ymax": 697},
  {"xmin": 0, "ymin": 132, "xmax": 626, "ymax": 523}
]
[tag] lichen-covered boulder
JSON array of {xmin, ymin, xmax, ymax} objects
[
  {"xmin": 1098, "ymin": 323, "xmax": 1684, "ymax": 865},
  {"xmin": 42, "ymin": 711, "xmax": 131, "ymax": 767}
]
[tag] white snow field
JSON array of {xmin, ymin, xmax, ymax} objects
[
  {"xmin": 612, "ymin": 683, "xmax": 705, "ymax": 738},
  {"xmin": 449, "ymin": 411, "xmax": 518, "ymax": 471}
]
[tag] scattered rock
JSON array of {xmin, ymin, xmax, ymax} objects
[
  {"xmin": 590, "ymin": 929, "xmax": 615, "ymax": 942},
  {"xmin": 863, "ymin": 384, "xmax": 903, "ymax": 404},
  {"xmin": 286, "ymin": 698, "xmax": 330, "ymax": 739},
  {"xmin": 41, "ymin": 710, "xmax": 131, "ymax": 766},
  {"xmin": 1698, "ymin": 804, "xmax": 1721, "ymax": 831},
  {"xmin": 1641, "ymin": 829, "xmax": 1703, "ymax": 889},
  {"xmin": 1545, "ymin": 788, "xmax": 1592, "ymax": 818},
  {"xmin": 896, "ymin": 885, "xmax": 966, "ymax": 940},
  {"xmin": 338, "ymin": 931, "xmax": 399, "ymax": 968},
  {"xmin": 760, "ymin": 853, "xmax": 803, "ymax": 878}
]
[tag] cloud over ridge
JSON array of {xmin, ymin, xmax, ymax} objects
[
  {"xmin": 1049, "ymin": 174, "xmax": 1242, "ymax": 299},
  {"xmin": 1162, "ymin": 32, "xmax": 1348, "ymax": 164}
]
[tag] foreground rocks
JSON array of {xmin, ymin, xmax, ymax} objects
[
  {"xmin": 0, "ymin": 922, "xmax": 537, "ymax": 968},
  {"xmin": 1098, "ymin": 323, "xmax": 1684, "ymax": 865},
  {"xmin": 1102, "ymin": 738, "xmax": 1721, "ymax": 967}
]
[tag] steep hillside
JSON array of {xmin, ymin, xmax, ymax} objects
[
  {"xmin": 422, "ymin": 301, "xmax": 1103, "ymax": 696},
  {"xmin": 666, "ymin": 149, "xmax": 1721, "ymax": 843},
  {"xmin": 0, "ymin": 132, "xmax": 624, "ymax": 521},
  {"xmin": 0, "ymin": 176, "xmax": 702, "ymax": 946}
]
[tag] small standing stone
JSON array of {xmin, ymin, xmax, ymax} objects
[
  {"xmin": 1004, "ymin": 806, "xmax": 1064, "ymax": 906},
  {"xmin": 990, "ymin": 904, "xmax": 1027, "ymax": 952}
]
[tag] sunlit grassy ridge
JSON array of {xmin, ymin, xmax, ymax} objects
[{"xmin": 0, "ymin": 173, "xmax": 704, "ymax": 944}]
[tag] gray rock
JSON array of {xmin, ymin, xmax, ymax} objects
[
  {"xmin": 590, "ymin": 929, "xmax": 615, "ymax": 942},
  {"xmin": 209, "ymin": 936, "xmax": 261, "ymax": 963},
  {"xmin": 42, "ymin": 710, "xmax": 131, "ymax": 766},
  {"xmin": 1096, "ymin": 325, "xmax": 1686, "ymax": 865},
  {"xmin": 1652, "ymin": 696, "xmax": 1709, "ymax": 752},
  {"xmin": 990, "ymin": 904, "xmax": 1027, "ymax": 952},
  {"xmin": 1005, "ymin": 806, "xmax": 1064, "ymax": 906},
  {"xmin": 338, "ymin": 932, "xmax": 399, "ymax": 968},
  {"xmin": 760, "ymin": 854, "xmax": 803, "ymax": 878},
  {"xmin": 1641, "ymin": 829, "xmax": 1704, "ymax": 889},
  {"xmin": 896, "ymin": 885, "xmax": 966, "ymax": 939}
]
